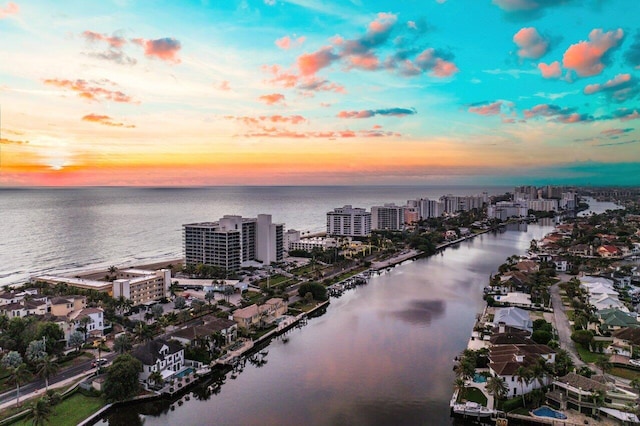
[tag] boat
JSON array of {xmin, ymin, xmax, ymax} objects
[{"xmin": 452, "ymin": 402, "xmax": 495, "ymax": 418}]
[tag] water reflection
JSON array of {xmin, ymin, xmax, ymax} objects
[{"xmin": 98, "ymin": 223, "xmax": 554, "ymax": 426}]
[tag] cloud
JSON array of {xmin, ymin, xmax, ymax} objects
[
  {"xmin": 493, "ymin": 0, "xmax": 570, "ymax": 20},
  {"xmin": 88, "ymin": 49, "xmax": 137, "ymax": 66},
  {"xmin": 336, "ymin": 107, "xmax": 417, "ymax": 119},
  {"xmin": 225, "ymin": 114, "xmax": 306, "ymax": 125},
  {"xmin": 400, "ymin": 48, "xmax": 458, "ymax": 77},
  {"xmin": 600, "ymin": 128, "xmax": 634, "ymax": 137},
  {"xmin": 258, "ymin": 93, "xmax": 285, "ymax": 105},
  {"xmin": 82, "ymin": 30, "xmax": 126, "ymax": 48},
  {"xmin": 0, "ymin": 137, "xmax": 28, "ymax": 145},
  {"xmin": 239, "ymin": 128, "xmax": 401, "ymax": 139},
  {"xmin": 132, "ymin": 37, "xmax": 182, "ymax": 63},
  {"xmin": 468, "ymin": 101, "xmax": 504, "ymax": 116},
  {"xmin": 297, "ymin": 46, "xmax": 339, "ymax": 76},
  {"xmin": 612, "ymin": 108, "xmax": 640, "ymax": 122},
  {"xmin": 583, "ymin": 73, "xmax": 639, "ymax": 102},
  {"xmin": 0, "ymin": 2, "xmax": 18, "ymax": 19},
  {"xmin": 82, "ymin": 113, "xmax": 135, "ymax": 128},
  {"xmin": 513, "ymin": 27, "xmax": 549, "ymax": 59},
  {"xmin": 562, "ymin": 28, "xmax": 624, "ymax": 77},
  {"xmin": 264, "ymin": 0, "xmax": 276, "ymax": 4},
  {"xmin": 537, "ymin": 61, "xmax": 562, "ymax": 79},
  {"xmin": 215, "ymin": 80, "xmax": 231, "ymax": 91},
  {"xmin": 624, "ymin": 31, "xmax": 640, "ymax": 69},
  {"xmin": 296, "ymin": 76, "xmax": 346, "ymax": 94},
  {"xmin": 275, "ymin": 35, "xmax": 306, "ymax": 50},
  {"xmin": 523, "ymin": 103, "xmax": 592, "ymax": 123},
  {"xmin": 43, "ymin": 78, "xmax": 135, "ymax": 103},
  {"xmin": 263, "ymin": 64, "xmax": 345, "ymax": 94},
  {"xmin": 596, "ymin": 140, "xmax": 639, "ymax": 147}
]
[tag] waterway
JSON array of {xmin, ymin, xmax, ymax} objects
[{"xmin": 97, "ymin": 221, "xmax": 555, "ymax": 426}]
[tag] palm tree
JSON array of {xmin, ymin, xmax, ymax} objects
[
  {"xmin": 454, "ymin": 377, "xmax": 467, "ymax": 401},
  {"xmin": 148, "ymin": 371, "xmax": 164, "ymax": 389},
  {"xmin": 113, "ymin": 334, "xmax": 133, "ymax": 354},
  {"xmin": 630, "ymin": 378, "xmax": 640, "ymax": 395},
  {"xmin": 37, "ymin": 356, "xmax": 59, "ymax": 392},
  {"xmin": 485, "ymin": 376, "xmax": 508, "ymax": 410},
  {"xmin": 595, "ymin": 356, "xmax": 612, "ymax": 378},
  {"xmin": 7, "ymin": 363, "xmax": 30, "ymax": 407},
  {"xmin": 515, "ymin": 366, "xmax": 532, "ymax": 406},
  {"xmin": 30, "ymin": 397, "xmax": 52, "ymax": 426}
]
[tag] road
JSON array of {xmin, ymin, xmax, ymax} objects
[
  {"xmin": 0, "ymin": 352, "xmax": 117, "ymax": 407},
  {"xmin": 550, "ymin": 282, "xmax": 584, "ymax": 368}
]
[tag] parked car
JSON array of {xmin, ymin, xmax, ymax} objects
[
  {"xmin": 629, "ymin": 359, "xmax": 640, "ymax": 367},
  {"xmin": 92, "ymin": 358, "xmax": 108, "ymax": 368}
]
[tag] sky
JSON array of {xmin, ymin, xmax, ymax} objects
[{"xmin": 0, "ymin": 0, "xmax": 639, "ymax": 186}]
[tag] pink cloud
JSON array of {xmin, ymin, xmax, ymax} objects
[
  {"xmin": 368, "ymin": 12, "xmax": 397, "ymax": 35},
  {"xmin": 538, "ymin": 61, "xmax": 562, "ymax": 79},
  {"xmin": 43, "ymin": 78, "xmax": 135, "ymax": 103},
  {"xmin": 0, "ymin": 2, "xmax": 18, "ymax": 19},
  {"xmin": 583, "ymin": 73, "xmax": 638, "ymax": 102},
  {"xmin": 432, "ymin": 58, "xmax": 459, "ymax": 77},
  {"xmin": 296, "ymin": 77, "xmax": 346, "ymax": 94},
  {"xmin": 225, "ymin": 115, "xmax": 306, "ymax": 125},
  {"xmin": 468, "ymin": 101, "xmax": 503, "ymax": 116},
  {"xmin": 563, "ymin": 28, "xmax": 624, "ymax": 77},
  {"xmin": 82, "ymin": 113, "xmax": 134, "ymax": 128},
  {"xmin": 258, "ymin": 93, "xmax": 285, "ymax": 105},
  {"xmin": 337, "ymin": 108, "xmax": 416, "ymax": 119},
  {"xmin": 297, "ymin": 46, "xmax": 338, "ymax": 76},
  {"xmin": 263, "ymin": 65, "xmax": 300, "ymax": 88},
  {"xmin": 132, "ymin": 37, "xmax": 181, "ymax": 63},
  {"xmin": 347, "ymin": 53, "xmax": 380, "ymax": 71},
  {"xmin": 275, "ymin": 35, "xmax": 306, "ymax": 50},
  {"xmin": 216, "ymin": 80, "xmax": 231, "ymax": 91},
  {"xmin": 82, "ymin": 30, "xmax": 126, "ymax": 48},
  {"xmin": 513, "ymin": 27, "xmax": 548, "ymax": 59}
]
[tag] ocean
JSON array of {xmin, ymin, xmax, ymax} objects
[{"xmin": 0, "ymin": 185, "xmax": 510, "ymax": 288}]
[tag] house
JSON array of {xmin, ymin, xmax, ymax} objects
[
  {"xmin": 590, "ymin": 294, "xmax": 628, "ymax": 313},
  {"xmin": 551, "ymin": 256, "xmax": 570, "ymax": 272},
  {"xmin": 610, "ymin": 328, "xmax": 640, "ymax": 357},
  {"xmin": 596, "ymin": 309, "xmax": 639, "ymax": 335},
  {"xmin": 132, "ymin": 338, "xmax": 185, "ymax": 387},
  {"xmin": 493, "ymin": 307, "xmax": 533, "ymax": 333},
  {"xmin": 493, "ymin": 292, "xmax": 533, "ymax": 308},
  {"xmin": 547, "ymin": 373, "xmax": 639, "ymax": 421},
  {"xmin": 67, "ymin": 307, "xmax": 105, "ymax": 341},
  {"xmin": 597, "ymin": 245, "xmax": 622, "ymax": 258},
  {"xmin": 568, "ymin": 244, "xmax": 591, "ymax": 256},
  {"xmin": 515, "ymin": 260, "xmax": 539, "ymax": 274},
  {"xmin": 489, "ymin": 344, "xmax": 556, "ymax": 399},
  {"xmin": 169, "ymin": 316, "xmax": 238, "ymax": 348},
  {"xmin": 499, "ymin": 272, "xmax": 530, "ymax": 292},
  {"xmin": 50, "ymin": 296, "xmax": 87, "ymax": 316},
  {"xmin": 0, "ymin": 302, "xmax": 26, "ymax": 318},
  {"xmin": 232, "ymin": 298, "xmax": 288, "ymax": 330}
]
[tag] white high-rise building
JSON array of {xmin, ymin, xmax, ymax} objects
[
  {"xmin": 184, "ymin": 214, "xmax": 284, "ymax": 271},
  {"xmin": 371, "ymin": 204, "xmax": 405, "ymax": 231},
  {"xmin": 326, "ymin": 205, "xmax": 371, "ymax": 237}
]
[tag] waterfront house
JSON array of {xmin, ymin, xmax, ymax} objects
[
  {"xmin": 515, "ymin": 260, "xmax": 539, "ymax": 274},
  {"xmin": 233, "ymin": 298, "xmax": 288, "ymax": 330},
  {"xmin": 169, "ymin": 316, "xmax": 238, "ymax": 348},
  {"xmin": 488, "ymin": 344, "xmax": 556, "ymax": 398},
  {"xmin": 133, "ymin": 338, "xmax": 185, "ymax": 387},
  {"xmin": 546, "ymin": 373, "xmax": 639, "ymax": 421},
  {"xmin": 492, "ymin": 307, "xmax": 533, "ymax": 333}
]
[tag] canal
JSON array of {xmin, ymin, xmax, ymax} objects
[{"xmin": 98, "ymin": 222, "xmax": 555, "ymax": 426}]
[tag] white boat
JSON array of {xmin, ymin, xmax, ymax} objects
[{"xmin": 452, "ymin": 402, "xmax": 495, "ymax": 417}]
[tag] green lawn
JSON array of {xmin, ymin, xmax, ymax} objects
[
  {"xmin": 459, "ymin": 387, "xmax": 488, "ymax": 406},
  {"xmin": 565, "ymin": 310, "xmax": 575, "ymax": 321},
  {"xmin": 576, "ymin": 345, "xmax": 605, "ymax": 363},
  {"xmin": 11, "ymin": 393, "xmax": 106, "ymax": 426},
  {"xmin": 610, "ymin": 366, "xmax": 640, "ymax": 380}
]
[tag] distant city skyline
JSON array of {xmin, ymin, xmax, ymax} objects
[{"xmin": 1, "ymin": 0, "xmax": 639, "ymax": 186}]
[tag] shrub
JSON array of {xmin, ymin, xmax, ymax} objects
[{"xmin": 500, "ymin": 396, "xmax": 523, "ymax": 412}]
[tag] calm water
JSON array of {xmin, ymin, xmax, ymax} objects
[
  {"xmin": 97, "ymin": 221, "xmax": 555, "ymax": 426},
  {"xmin": 0, "ymin": 186, "xmax": 509, "ymax": 287}
]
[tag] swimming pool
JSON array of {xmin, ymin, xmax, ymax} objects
[
  {"xmin": 473, "ymin": 373, "xmax": 488, "ymax": 383},
  {"xmin": 175, "ymin": 367, "xmax": 195, "ymax": 379},
  {"xmin": 532, "ymin": 406, "xmax": 567, "ymax": 419}
]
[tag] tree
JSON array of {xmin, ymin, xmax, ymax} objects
[
  {"xmin": 630, "ymin": 378, "xmax": 640, "ymax": 394},
  {"xmin": 37, "ymin": 356, "xmax": 59, "ymax": 392},
  {"xmin": 515, "ymin": 366, "xmax": 532, "ymax": 406},
  {"xmin": 531, "ymin": 330, "xmax": 553, "ymax": 345},
  {"xmin": 148, "ymin": 370, "xmax": 164, "ymax": 389},
  {"xmin": 68, "ymin": 331, "xmax": 84, "ymax": 352},
  {"xmin": 151, "ymin": 304, "xmax": 164, "ymax": 320},
  {"xmin": 114, "ymin": 334, "xmax": 133, "ymax": 354},
  {"xmin": 7, "ymin": 363, "xmax": 29, "ymax": 407},
  {"xmin": 595, "ymin": 356, "xmax": 612, "ymax": 377},
  {"xmin": 297, "ymin": 282, "xmax": 328, "ymax": 301},
  {"xmin": 30, "ymin": 397, "xmax": 52, "ymax": 426},
  {"xmin": 133, "ymin": 322, "xmax": 153, "ymax": 342},
  {"xmin": 2, "ymin": 350, "xmax": 24, "ymax": 369},
  {"xmin": 78, "ymin": 316, "xmax": 91, "ymax": 342},
  {"xmin": 103, "ymin": 354, "xmax": 142, "ymax": 402},
  {"xmin": 571, "ymin": 329, "xmax": 594, "ymax": 348},
  {"xmin": 26, "ymin": 340, "xmax": 47, "ymax": 364},
  {"xmin": 485, "ymin": 376, "xmax": 508, "ymax": 409},
  {"xmin": 454, "ymin": 377, "xmax": 467, "ymax": 400},
  {"xmin": 36, "ymin": 323, "xmax": 65, "ymax": 356},
  {"xmin": 553, "ymin": 349, "xmax": 575, "ymax": 377},
  {"xmin": 205, "ymin": 291, "xmax": 216, "ymax": 306},
  {"xmin": 174, "ymin": 296, "xmax": 186, "ymax": 309}
]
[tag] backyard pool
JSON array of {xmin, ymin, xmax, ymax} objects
[
  {"xmin": 532, "ymin": 406, "xmax": 567, "ymax": 419},
  {"xmin": 473, "ymin": 373, "xmax": 487, "ymax": 383},
  {"xmin": 175, "ymin": 367, "xmax": 195, "ymax": 379}
]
